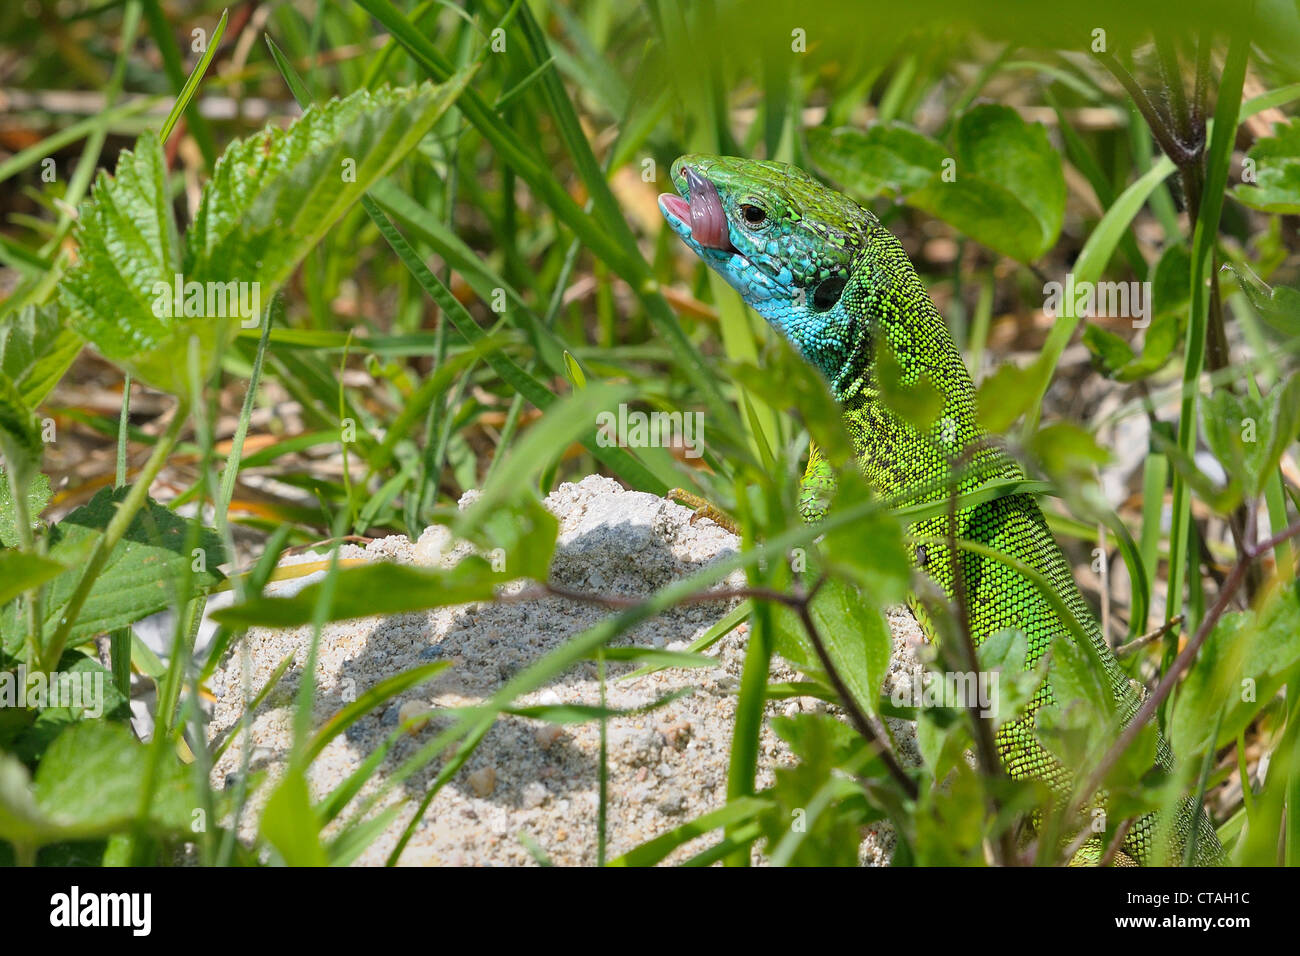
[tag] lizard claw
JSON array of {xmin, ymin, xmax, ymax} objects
[{"xmin": 666, "ymin": 488, "xmax": 741, "ymax": 535}]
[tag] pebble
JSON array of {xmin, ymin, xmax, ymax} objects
[
  {"xmin": 467, "ymin": 766, "xmax": 497, "ymax": 797},
  {"xmin": 535, "ymin": 724, "xmax": 565, "ymax": 750},
  {"xmin": 398, "ymin": 700, "xmax": 429, "ymax": 733},
  {"xmin": 521, "ymin": 781, "xmax": 549, "ymax": 809}
]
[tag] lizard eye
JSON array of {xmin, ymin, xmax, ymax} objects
[
  {"xmin": 739, "ymin": 204, "xmax": 768, "ymax": 226},
  {"xmin": 811, "ymin": 276, "xmax": 847, "ymax": 312}
]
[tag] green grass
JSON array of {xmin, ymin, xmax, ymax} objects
[{"xmin": 0, "ymin": 0, "xmax": 1298, "ymax": 867}]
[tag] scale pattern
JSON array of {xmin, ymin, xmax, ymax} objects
[{"xmin": 662, "ymin": 154, "xmax": 1222, "ymax": 865}]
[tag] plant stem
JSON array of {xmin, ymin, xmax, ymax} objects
[
  {"xmin": 40, "ymin": 398, "xmax": 190, "ymax": 671},
  {"xmin": 1081, "ymin": 514, "xmax": 1300, "ymax": 802}
]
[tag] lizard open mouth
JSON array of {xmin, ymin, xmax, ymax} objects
[{"xmin": 658, "ymin": 166, "xmax": 735, "ymax": 253}]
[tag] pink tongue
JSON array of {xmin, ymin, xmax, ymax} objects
[
  {"xmin": 660, "ymin": 194, "xmax": 690, "ymax": 222},
  {"xmin": 684, "ymin": 167, "xmax": 731, "ymax": 250}
]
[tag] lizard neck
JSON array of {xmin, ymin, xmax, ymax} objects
[{"xmin": 830, "ymin": 233, "xmax": 1000, "ymax": 502}]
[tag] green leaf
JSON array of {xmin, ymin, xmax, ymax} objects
[
  {"xmin": 593, "ymin": 646, "xmax": 716, "ymax": 669},
  {"xmin": 758, "ymin": 713, "xmax": 878, "ymax": 865},
  {"xmin": 8, "ymin": 651, "xmax": 132, "ymax": 764},
  {"xmin": 806, "ymin": 123, "xmax": 947, "ymax": 198},
  {"xmin": 260, "ymin": 769, "xmax": 328, "ymax": 866},
  {"xmin": 912, "ymin": 105, "xmax": 1064, "ymax": 262},
  {"xmin": 820, "ymin": 470, "xmax": 911, "ymax": 609},
  {"xmin": 211, "ymin": 558, "xmax": 500, "ymax": 630},
  {"xmin": 1201, "ymin": 386, "xmax": 1293, "ymax": 500},
  {"xmin": 975, "ymin": 354, "xmax": 1049, "ymax": 433},
  {"xmin": 158, "ymin": 7, "xmax": 227, "ymax": 143},
  {"xmin": 1259, "ymin": 374, "xmax": 1300, "ymax": 495},
  {"xmin": 0, "ymin": 373, "xmax": 43, "ymax": 483},
  {"xmin": 1233, "ymin": 119, "xmax": 1300, "ymax": 214},
  {"xmin": 1171, "ymin": 580, "xmax": 1300, "ymax": 758},
  {"xmin": 875, "ymin": 338, "xmax": 945, "ymax": 434},
  {"xmin": 562, "ymin": 350, "xmax": 587, "ymax": 389},
  {"xmin": 2, "ymin": 487, "xmax": 226, "ymax": 652},
  {"xmin": 453, "ymin": 382, "xmax": 628, "ymax": 556},
  {"xmin": 0, "ymin": 470, "xmax": 49, "ymax": 547},
  {"xmin": 808, "ymin": 578, "xmax": 896, "ymax": 720},
  {"xmin": 1027, "ymin": 422, "xmax": 1109, "ymax": 498},
  {"xmin": 4, "ymin": 722, "xmax": 199, "ymax": 845},
  {"xmin": 731, "ymin": 338, "xmax": 855, "ymax": 467},
  {"xmin": 186, "ymin": 78, "xmax": 473, "ymax": 303},
  {"xmin": 0, "ymin": 302, "xmax": 82, "ymax": 407},
  {"xmin": 811, "ymin": 106, "xmax": 1063, "ymax": 261},
  {"xmin": 61, "ymin": 79, "xmax": 474, "ymax": 394},
  {"xmin": 606, "ymin": 796, "xmax": 770, "ymax": 866},
  {"xmin": 0, "ymin": 550, "xmax": 64, "ymax": 607},
  {"xmin": 58, "ymin": 132, "xmax": 183, "ymax": 393},
  {"xmin": 1086, "ymin": 243, "xmax": 1191, "ymax": 382},
  {"xmin": 0, "ymin": 754, "xmax": 47, "ymax": 854},
  {"xmin": 1081, "ymin": 323, "xmax": 1135, "ymax": 378},
  {"xmin": 975, "ymin": 629, "xmax": 1048, "ymax": 730}
]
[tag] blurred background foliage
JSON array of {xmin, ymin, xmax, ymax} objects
[{"xmin": 0, "ymin": 0, "xmax": 1298, "ymax": 865}]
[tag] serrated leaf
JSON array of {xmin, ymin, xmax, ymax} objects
[
  {"xmin": 61, "ymin": 77, "xmax": 474, "ymax": 394},
  {"xmin": 59, "ymin": 132, "xmax": 183, "ymax": 391},
  {"xmin": 0, "ymin": 373, "xmax": 43, "ymax": 481},
  {"xmin": 186, "ymin": 77, "xmax": 474, "ymax": 299},
  {"xmin": 0, "ymin": 302, "xmax": 82, "ymax": 407},
  {"xmin": 8, "ymin": 651, "xmax": 132, "ymax": 764}
]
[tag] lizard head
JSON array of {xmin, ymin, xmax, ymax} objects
[{"xmin": 658, "ymin": 154, "xmax": 879, "ymax": 385}]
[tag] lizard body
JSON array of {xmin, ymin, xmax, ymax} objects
[{"xmin": 658, "ymin": 154, "xmax": 1223, "ymax": 865}]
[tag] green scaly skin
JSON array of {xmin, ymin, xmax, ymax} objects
[{"xmin": 658, "ymin": 154, "xmax": 1223, "ymax": 866}]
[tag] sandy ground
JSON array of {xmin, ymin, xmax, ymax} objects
[{"xmin": 207, "ymin": 475, "xmax": 924, "ymax": 865}]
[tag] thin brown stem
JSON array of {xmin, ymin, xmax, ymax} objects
[
  {"xmin": 1115, "ymin": 614, "xmax": 1184, "ymax": 657},
  {"xmin": 794, "ymin": 596, "xmax": 919, "ymax": 800},
  {"xmin": 1080, "ymin": 513, "xmax": 1300, "ymax": 803}
]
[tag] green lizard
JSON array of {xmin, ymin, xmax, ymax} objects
[{"xmin": 658, "ymin": 154, "xmax": 1223, "ymax": 866}]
